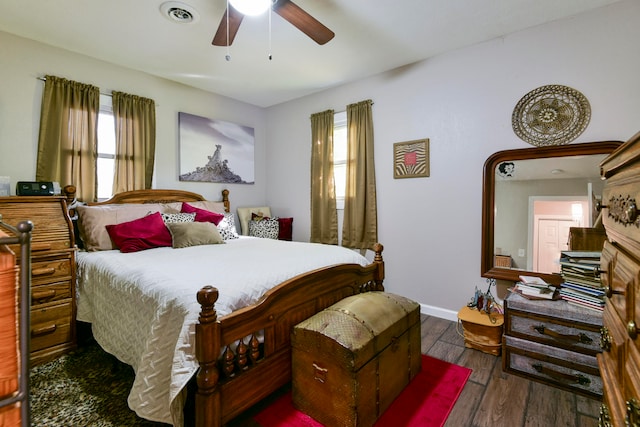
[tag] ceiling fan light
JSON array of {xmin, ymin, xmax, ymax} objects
[{"xmin": 229, "ymin": 0, "xmax": 271, "ymax": 16}]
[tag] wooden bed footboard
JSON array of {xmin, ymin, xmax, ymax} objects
[{"xmin": 195, "ymin": 243, "xmax": 385, "ymax": 427}]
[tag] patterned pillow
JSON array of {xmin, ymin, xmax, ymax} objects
[
  {"xmin": 249, "ymin": 217, "xmax": 279, "ymax": 239},
  {"xmin": 161, "ymin": 212, "xmax": 196, "ymax": 224},
  {"xmin": 216, "ymin": 212, "xmax": 239, "ymax": 240}
]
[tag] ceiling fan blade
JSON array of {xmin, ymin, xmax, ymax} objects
[
  {"xmin": 273, "ymin": 0, "xmax": 335, "ymax": 45},
  {"xmin": 212, "ymin": 7, "xmax": 244, "ymax": 46}
]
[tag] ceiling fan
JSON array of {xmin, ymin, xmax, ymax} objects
[{"xmin": 212, "ymin": 0, "xmax": 335, "ymax": 47}]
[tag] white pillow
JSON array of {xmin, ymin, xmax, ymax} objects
[{"xmin": 237, "ymin": 206, "xmax": 272, "ymax": 236}]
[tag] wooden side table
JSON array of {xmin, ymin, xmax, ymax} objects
[{"xmin": 502, "ymin": 292, "xmax": 602, "ymax": 398}]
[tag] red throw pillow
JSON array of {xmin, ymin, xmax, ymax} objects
[
  {"xmin": 277, "ymin": 217, "xmax": 293, "ymax": 241},
  {"xmin": 105, "ymin": 212, "xmax": 172, "ymax": 253},
  {"xmin": 181, "ymin": 203, "xmax": 225, "ymax": 225}
]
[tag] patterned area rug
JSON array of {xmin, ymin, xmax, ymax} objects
[{"xmin": 30, "ymin": 341, "xmax": 168, "ymax": 427}]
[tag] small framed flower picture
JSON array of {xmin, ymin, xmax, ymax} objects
[{"xmin": 393, "ymin": 139, "xmax": 429, "ymax": 179}]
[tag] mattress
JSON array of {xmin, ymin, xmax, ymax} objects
[{"xmin": 75, "ymin": 237, "xmax": 368, "ymax": 425}]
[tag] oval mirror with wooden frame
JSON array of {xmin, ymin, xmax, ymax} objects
[{"xmin": 481, "ymin": 141, "xmax": 622, "ymax": 285}]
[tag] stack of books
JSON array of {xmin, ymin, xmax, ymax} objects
[
  {"xmin": 559, "ymin": 251, "xmax": 605, "ymax": 311},
  {"xmin": 513, "ymin": 275, "xmax": 558, "ymax": 300}
]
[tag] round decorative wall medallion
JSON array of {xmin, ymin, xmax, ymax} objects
[{"xmin": 512, "ymin": 84, "xmax": 591, "ymax": 147}]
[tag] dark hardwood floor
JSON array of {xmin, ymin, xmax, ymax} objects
[
  {"xmin": 229, "ymin": 314, "xmax": 601, "ymax": 427},
  {"xmin": 422, "ymin": 315, "xmax": 600, "ymax": 427}
]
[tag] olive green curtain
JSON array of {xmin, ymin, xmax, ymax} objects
[
  {"xmin": 36, "ymin": 75, "xmax": 99, "ymax": 202},
  {"xmin": 111, "ymin": 91, "xmax": 156, "ymax": 194},
  {"xmin": 342, "ymin": 99, "xmax": 378, "ymax": 250},
  {"xmin": 310, "ymin": 109, "xmax": 338, "ymax": 245}
]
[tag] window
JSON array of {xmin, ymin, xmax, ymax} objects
[
  {"xmin": 333, "ymin": 111, "xmax": 347, "ymax": 209},
  {"xmin": 97, "ymin": 94, "xmax": 115, "ymax": 200}
]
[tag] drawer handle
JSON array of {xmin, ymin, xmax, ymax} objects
[
  {"xmin": 604, "ymin": 285, "xmax": 625, "ymax": 299},
  {"xmin": 32, "ymin": 267, "xmax": 56, "ymax": 276},
  {"xmin": 600, "ymin": 327, "xmax": 612, "ymax": 351},
  {"xmin": 32, "ymin": 289, "xmax": 57, "ymax": 301},
  {"xmin": 531, "ymin": 363, "xmax": 590, "ymax": 386},
  {"xmin": 31, "ymin": 243, "xmax": 52, "ymax": 252},
  {"xmin": 626, "ymin": 202, "xmax": 638, "ymax": 223},
  {"xmin": 532, "ymin": 324, "xmax": 593, "ymax": 344},
  {"xmin": 31, "ymin": 323, "xmax": 57, "ymax": 337},
  {"xmin": 599, "ymin": 403, "xmax": 612, "ymax": 427},
  {"xmin": 628, "ymin": 321, "xmax": 638, "ymax": 339},
  {"xmin": 627, "ymin": 398, "xmax": 640, "ymax": 427}
]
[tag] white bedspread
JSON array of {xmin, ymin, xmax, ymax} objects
[{"xmin": 75, "ymin": 237, "xmax": 368, "ymax": 426}]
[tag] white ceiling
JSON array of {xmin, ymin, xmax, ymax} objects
[{"xmin": 0, "ymin": 0, "xmax": 623, "ymax": 107}]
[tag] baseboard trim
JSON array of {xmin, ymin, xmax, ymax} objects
[{"xmin": 420, "ymin": 304, "xmax": 459, "ymax": 322}]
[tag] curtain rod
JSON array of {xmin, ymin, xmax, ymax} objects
[
  {"xmin": 36, "ymin": 76, "xmax": 159, "ymax": 107},
  {"xmin": 36, "ymin": 76, "xmax": 114, "ymax": 97}
]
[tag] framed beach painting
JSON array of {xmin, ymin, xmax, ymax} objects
[
  {"xmin": 393, "ymin": 139, "xmax": 430, "ymax": 179},
  {"xmin": 178, "ymin": 112, "xmax": 255, "ymax": 184}
]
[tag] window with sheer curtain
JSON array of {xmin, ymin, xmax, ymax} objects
[
  {"xmin": 97, "ymin": 95, "xmax": 116, "ymax": 200},
  {"xmin": 310, "ymin": 100, "xmax": 377, "ymax": 250},
  {"xmin": 333, "ymin": 111, "xmax": 347, "ymax": 210},
  {"xmin": 36, "ymin": 76, "xmax": 156, "ymax": 202}
]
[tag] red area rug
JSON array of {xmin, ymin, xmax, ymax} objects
[{"xmin": 253, "ymin": 354, "xmax": 472, "ymax": 427}]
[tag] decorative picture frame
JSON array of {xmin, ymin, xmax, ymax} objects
[
  {"xmin": 178, "ymin": 112, "xmax": 255, "ymax": 184},
  {"xmin": 393, "ymin": 139, "xmax": 430, "ymax": 179}
]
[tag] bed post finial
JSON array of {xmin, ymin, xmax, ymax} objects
[
  {"xmin": 373, "ymin": 243, "xmax": 384, "ymax": 291},
  {"xmin": 221, "ymin": 189, "xmax": 230, "ymax": 213},
  {"xmin": 63, "ymin": 185, "xmax": 78, "ymax": 217},
  {"xmin": 63, "ymin": 185, "xmax": 76, "ymax": 201},
  {"xmin": 196, "ymin": 286, "xmax": 222, "ymax": 427}
]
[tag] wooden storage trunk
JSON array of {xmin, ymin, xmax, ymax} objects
[
  {"xmin": 457, "ymin": 306, "xmax": 504, "ymax": 356},
  {"xmin": 291, "ymin": 292, "xmax": 421, "ymax": 427}
]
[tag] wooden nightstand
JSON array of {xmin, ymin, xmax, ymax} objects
[{"xmin": 0, "ymin": 196, "xmax": 76, "ymax": 366}]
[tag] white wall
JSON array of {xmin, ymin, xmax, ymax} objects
[
  {"xmin": 0, "ymin": 31, "xmax": 267, "ymax": 209},
  {"xmin": 265, "ymin": 0, "xmax": 640, "ymax": 319}
]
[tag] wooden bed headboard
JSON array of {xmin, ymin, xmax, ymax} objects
[{"xmin": 62, "ymin": 186, "xmax": 230, "ymax": 213}]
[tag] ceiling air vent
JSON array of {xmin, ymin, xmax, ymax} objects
[{"xmin": 160, "ymin": 1, "xmax": 200, "ymax": 24}]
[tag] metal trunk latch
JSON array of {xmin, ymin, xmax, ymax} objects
[{"xmin": 312, "ymin": 362, "xmax": 328, "ymax": 383}]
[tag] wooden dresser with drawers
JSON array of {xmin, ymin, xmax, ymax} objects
[
  {"xmin": 503, "ymin": 292, "xmax": 603, "ymax": 398},
  {"xmin": 598, "ymin": 131, "xmax": 640, "ymax": 426},
  {"xmin": 0, "ymin": 196, "xmax": 76, "ymax": 366}
]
